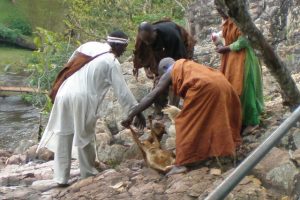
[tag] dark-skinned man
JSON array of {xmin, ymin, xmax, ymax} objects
[
  {"xmin": 37, "ymin": 31, "xmax": 146, "ymax": 186},
  {"xmin": 122, "ymin": 58, "xmax": 242, "ymax": 175},
  {"xmin": 133, "ymin": 21, "xmax": 196, "ymax": 114}
]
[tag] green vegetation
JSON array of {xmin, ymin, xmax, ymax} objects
[
  {"xmin": 0, "ymin": 0, "xmax": 33, "ymax": 49},
  {"xmin": 0, "ymin": 0, "xmax": 25, "ymax": 23},
  {"xmin": 13, "ymin": 0, "xmax": 65, "ymax": 33},
  {"xmin": 0, "ymin": 0, "xmax": 65, "ymax": 71},
  {"xmin": 0, "ymin": 45, "xmax": 31, "ymax": 73},
  {"xmin": 65, "ymin": 0, "xmax": 192, "ymax": 53},
  {"xmin": 24, "ymin": 28, "xmax": 74, "ymax": 110},
  {"xmin": 1, "ymin": 0, "xmax": 192, "ymax": 111},
  {"xmin": 0, "ymin": 0, "xmax": 65, "ymax": 33}
]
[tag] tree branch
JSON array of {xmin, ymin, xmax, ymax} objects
[{"xmin": 217, "ymin": 0, "xmax": 300, "ymax": 107}]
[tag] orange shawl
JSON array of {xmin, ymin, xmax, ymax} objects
[
  {"xmin": 49, "ymin": 51, "xmax": 109, "ymax": 103},
  {"xmin": 220, "ymin": 19, "xmax": 246, "ymax": 96},
  {"xmin": 172, "ymin": 59, "xmax": 242, "ymax": 165}
]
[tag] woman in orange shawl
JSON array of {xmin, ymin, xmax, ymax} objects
[
  {"xmin": 216, "ymin": 8, "xmax": 264, "ymax": 135},
  {"xmin": 122, "ymin": 58, "xmax": 242, "ymax": 175}
]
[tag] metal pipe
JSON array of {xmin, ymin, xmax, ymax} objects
[{"xmin": 205, "ymin": 105, "xmax": 300, "ymax": 200}]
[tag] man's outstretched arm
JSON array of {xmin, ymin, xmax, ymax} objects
[{"xmin": 121, "ymin": 71, "xmax": 172, "ymax": 127}]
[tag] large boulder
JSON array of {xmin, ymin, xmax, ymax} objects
[
  {"xmin": 51, "ymin": 160, "xmax": 272, "ymax": 200},
  {"xmin": 186, "ymin": 0, "xmax": 300, "ymax": 73},
  {"xmin": 252, "ymin": 148, "xmax": 300, "ymax": 194},
  {"xmin": 98, "ymin": 62, "xmax": 153, "ymax": 134}
]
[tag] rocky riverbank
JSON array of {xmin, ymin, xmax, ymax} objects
[
  {"xmin": 1, "ymin": 0, "xmax": 300, "ymax": 199},
  {"xmin": 0, "ymin": 61, "xmax": 300, "ymax": 199}
]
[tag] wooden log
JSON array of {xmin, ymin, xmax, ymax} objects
[{"xmin": 0, "ymin": 86, "xmax": 47, "ymax": 94}]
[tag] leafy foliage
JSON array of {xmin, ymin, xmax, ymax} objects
[
  {"xmin": 64, "ymin": 0, "xmax": 192, "ymax": 54},
  {"xmin": 25, "ymin": 0, "xmax": 192, "ymax": 110},
  {"xmin": 0, "ymin": 0, "xmax": 33, "ymax": 38},
  {"xmin": 24, "ymin": 27, "xmax": 75, "ymax": 111},
  {"xmin": 6, "ymin": 18, "xmax": 32, "ymax": 35},
  {"xmin": 0, "ymin": 23, "xmax": 22, "ymax": 43}
]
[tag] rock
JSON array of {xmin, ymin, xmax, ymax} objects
[
  {"xmin": 0, "ymin": 149, "xmax": 13, "ymax": 168},
  {"xmin": 24, "ymin": 145, "xmax": 54, "ymax": 162},
  {"xmin": 0, "ymin": 158, "xmax": 280, "ymax": 199},
  {"xmin": 31, "ymin": 179, "xmax": 58, "ymax": 191},
  {"xmin": 14, "ymin": 139, "xmax": 36, "ymax": 154},
  {"xmin": 95, "ymin": 119, "xmax": 112, "ymax": 135},
  {"xmin": 37, "ymin": 147, "xmax": 54, "ymax": 161},
  {"xmin": 291, "ymin": 128, "xmax": 300, "ymax": 149},
  {"xmin": 113, "ymin": 129, "xmax": 134, "ymax": 146},
  {"xmin": 291, "ymin": 173, "xmax": 300, "ymax": 199},
  {"xmin": 0, "ymin": 149, "xmax": 13, "ymax": 157},
  {"xmin": 253, "ymin": 147, "xmax": 299, "ymax": 192},
  {"xmin": 25, "ymin": 145, "xmax": 38, "ymax": 161},
  {"xmin": 209, "ymin": 168, "xmax": 222, "ymax": 176},
  {"xmin": 97, "ymin": 143, "xmax": 142, "ymax": 165},
  {"xmin": 68, "ymin": 176, "xmax": 94, "ymax": 192},
  {"xmin": 186, "ymin": 0, "xmax": 300, "ymax": 80},
  {"xmin": 96, "ymin": 132, "xmax": 112, "ymax": 146},
  {"xmin": 165, "ymin": 137, "xmax": 176, "ymax": 150},
  {"xmin": 98, "ymin": 62, "xmax": 153, "ymax": 134},
  {"xmin": 199, "ymin": 174, "xmax": 268, "ymax": 200},
  {"xmin": 5, "ymin": 154, "xmax": 27, "ymax": 165}
]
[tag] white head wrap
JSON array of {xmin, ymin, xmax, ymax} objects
[{"xmin": 107, "ymin": 36, "xmax": 129, "ymax": 44}]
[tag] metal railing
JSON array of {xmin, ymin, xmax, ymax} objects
[{"xmin": 205, "ymin": 105, "xmax": 300, "ymax": 200}]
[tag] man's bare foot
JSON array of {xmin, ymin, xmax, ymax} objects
[
  {"xmin": 242, "ymin": 125, "xmax": 259, "ymax": 136},
  {"xmin": 166, "ymin": 165, "xmax": 187, "ymax": 176}
]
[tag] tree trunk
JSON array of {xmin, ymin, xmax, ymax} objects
[
  {"xmin": 0, "ymin": 36, "xmax": 36, "ymax": 50},
  {"xmin": 216, "ymin": 0, "xmax": 300, "ymax": 107}
]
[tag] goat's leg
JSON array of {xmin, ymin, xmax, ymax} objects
[
  {"xmin": 129, "ymin": 126, "xmax": 147, "ymax": 161},
  {"xmin": 148, "ymin": 115, "xmax": 160, "ymax": 148}
]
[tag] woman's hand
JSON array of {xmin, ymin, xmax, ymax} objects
[{"xmin": 216, "ymin": 46, "xmax": 231, "ymax": 54}]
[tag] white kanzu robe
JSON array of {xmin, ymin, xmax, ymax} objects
[{"xmin": 38, "ymin": 42, "xmax": 137, "ymax": 152}]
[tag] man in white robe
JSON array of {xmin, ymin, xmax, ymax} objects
[{"xmin": 37, "ymin": 31, "xmax": 146, "ymax": 186}]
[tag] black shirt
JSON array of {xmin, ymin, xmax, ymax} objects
[{"xmin": 152, "ymin": 21, "xmax": 188, "ymax": 60}]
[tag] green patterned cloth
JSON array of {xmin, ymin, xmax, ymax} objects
[{"xmin": 230, "ymin": 36, "xmax": 264, "ymax": 125}]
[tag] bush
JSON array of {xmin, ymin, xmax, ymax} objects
[
  {"xmin": 7, "ymin": 18, "xmax": 32, "ymax": 35},
  {"xmin": 65, "ymin": 0, "xmax": 192, "ymax": 57},
  {"xmin": 0, "ymin": 23, "xmax": 21, "ymax": 42}
]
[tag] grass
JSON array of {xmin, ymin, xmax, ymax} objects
[
  {"xmin": 0, "ymin": 0, "xmax": 24, "ymax": 24},
  {"xmin": 0, "ymin": 0, "xmax": 65, "ymax": 32},
  {"xmin": 14, "ymin": 0, "xmax": 65, "ymax": 33},
  {"xmin": 0, "ymin": 45, "xmax": 32, "ymax": 73},
  {"xmin": 0, "ymin": 0, "xmax": 65, "ymax": 73}
]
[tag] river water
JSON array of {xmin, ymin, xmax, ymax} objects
[
  {"xmin": 0, "ymin": 72, "xmax": 41, "ymax": 151},
  {"xmin": 0, "ymin": 0, "xmax": 64, "ymax": 151}
]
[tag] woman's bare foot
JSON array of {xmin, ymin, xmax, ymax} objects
[{"xmin": 166, "ymin": 165, "xmax": 187, "ymax": 176}]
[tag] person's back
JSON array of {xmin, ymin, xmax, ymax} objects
[
  {"xmin": 133, "ymin": 20, "xmax": 195, "ymax": 78},
  {"xmin": 58, "ymin": 43, "xmax": 118, "ymax": 104},
  {"xmin": 37, "ymin": 31, "xmax": 146, "ymax": 186},
  {"xmin": 171, "ymin": 59, "xmax": 233, "ymax": 97},
  {"xmin": 121, "ymin": 58, "xmax": 242, "ymax": 175},
  {"xmin": 152, "ymin": 21, "xmax": 187, "ymax": 59}
]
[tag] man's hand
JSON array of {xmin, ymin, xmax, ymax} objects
[
  {"xmin": 133, "ymin": 113, "xmax": 146, "ymax": 130},
  {"xmin": 121, "ymin": 116, "xmax": 133, "ymax": 128},
  {"xmin": 216, "ymin": 46, "xmax": 231, "ymax": 54}
]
